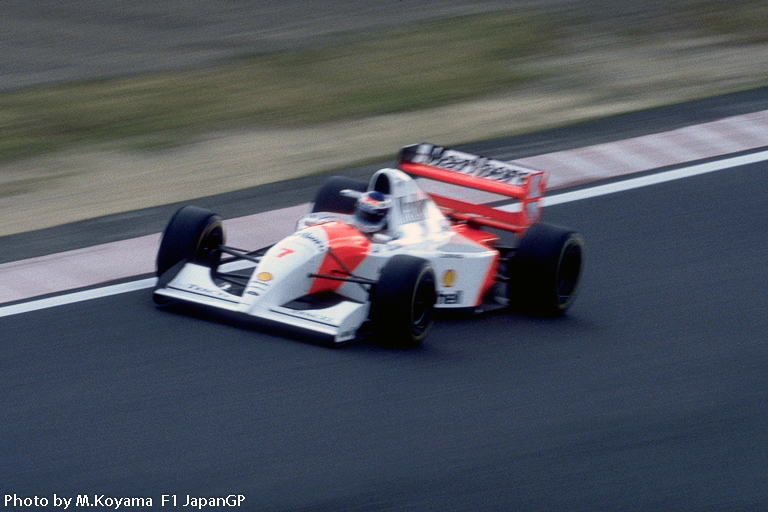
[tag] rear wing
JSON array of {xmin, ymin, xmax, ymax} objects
[{"xmin": 398, "ymin": 143, "xmax": 547, "ymax": 233}]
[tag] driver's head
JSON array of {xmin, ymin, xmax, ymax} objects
[{"xmin": 353, "ymin": 191, "xmax": 391, "ymax": 233}]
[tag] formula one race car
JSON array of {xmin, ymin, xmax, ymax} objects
[{"xmin": 153, "ymin": 143, "xmax": 584, "ymax": 347}]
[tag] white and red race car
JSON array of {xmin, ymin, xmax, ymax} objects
[{"xmin": 153, "ymin": 143, "xmax": 584, "ymax": 347}]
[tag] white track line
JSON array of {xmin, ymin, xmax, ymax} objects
[
  {"xmin": 3, "ymin": 148, "xmax": 767, "ymax": 319},
  {"xmin": 539, "ymin": 149, "xmax": 768, "ymax": 207},
  {"xmin": 0, "ymin": 278, "xmax": 157, "ymax": 318}
]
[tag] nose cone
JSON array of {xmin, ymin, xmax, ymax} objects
[
  {"xmin": 249, "ymin": 225, "xmax": 329, "ymax": 302},
  {"xmin": 250, "ymin": 221, "xmax": 371, "ymax": 302},
  {"xmin": 308, "ymin": 221, "xmax": 371, "ymax": 294}
]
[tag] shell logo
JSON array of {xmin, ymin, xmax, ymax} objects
[
  {"xmin": 442, "ymin": 269, "xmax": 456, "ymax": 288},
  {"xmin": 257, "ymin": 272, "xmax": 273, "ymax": 282}
]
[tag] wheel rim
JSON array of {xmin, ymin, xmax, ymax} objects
[{"xmin": 196, "ymin": 222, "xmax": 224, "ymax": 264}]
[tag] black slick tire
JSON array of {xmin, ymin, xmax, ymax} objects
[
  {"xmin": 156, "ymin": 205, "xmax": 225, "ymax": 278},
  {"xmin": 370, "ymin": 255, "xmax": 437, "ymax": 348},
  {"xmin": 510, "ymin": 222, "xmax": 584, "ymax": 316}
]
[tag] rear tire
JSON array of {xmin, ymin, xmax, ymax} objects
[
  {"xmin": 371, "ymin": 255, "xmax": 437, "ymax": 348},
  {"xmin": 311, "ymin": 176, "xmax": 368, "ymax": 214},
  {"xmin": 156, "ymin": 205, "xmax": 225, "ymax": 277},
  {"xmin": 509, "ymin": 222, "xmax": 584, "ymax": 316}
]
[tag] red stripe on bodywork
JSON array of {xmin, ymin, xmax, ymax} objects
[
  {"xmin": 448, "ymin": 227, "xmax": 501, "ymax": 307},
  {"xmin": 399, "ymin": 161, "xmax": 534, "ymax": 198},
  {"xmin": 431, "ymin": 194, "xmax": 530, "ymax": 233},
  {"xmin": 309, "ymin": 221, "xmax": 370, "ymax": 294}
]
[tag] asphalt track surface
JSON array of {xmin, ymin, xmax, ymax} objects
[{"xmin": 3, "ymin": 136, "xmax": 768, "ymax": 509}]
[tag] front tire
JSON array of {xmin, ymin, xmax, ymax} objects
[
  {"xmin": 156, "ymin": 205, "xmax": 225, "ymax": 278},
  {"xmin": 509, "ymin": 222, "xmax": 584, "ymax": 316},
  {"xmin": 370, "ymin": 255, "xmax": 437, "ymax": 348}
]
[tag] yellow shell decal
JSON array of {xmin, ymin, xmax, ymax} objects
[
  {"xmin": 442, "ymin": 269, "xmax": 456, "ymax": 288},
  {"xmin": 257, "ymin": 272, "xmax": 273, "ymax": 282}
]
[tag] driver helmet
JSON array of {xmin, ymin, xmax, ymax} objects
[{"xmin": 353, "ymin": 191, "xmax": 391, "ymax": 233}]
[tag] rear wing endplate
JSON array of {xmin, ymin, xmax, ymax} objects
[{"xmin": 398, "ymin": 143, "xmax": 547, "ymax": 232}]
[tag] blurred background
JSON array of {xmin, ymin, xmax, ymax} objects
[{"xmin": 1, "ymin": 0, "xmax": 767, "ymax": 234}]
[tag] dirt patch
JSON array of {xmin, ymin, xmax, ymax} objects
[{"xmin": 2, "ymin": 34, "xmax": 767, "ymax": 236}]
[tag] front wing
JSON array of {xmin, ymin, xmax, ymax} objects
[{"xmin": 154, "ymin": 262, "xmax": 370, "ymax": 343}]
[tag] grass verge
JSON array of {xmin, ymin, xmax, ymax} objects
[{"xmin": 0, "ymin": 10, "xmax": 555, "ymax": 162}]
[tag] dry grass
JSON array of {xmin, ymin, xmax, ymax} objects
[{"xmin": 0, "ymin": 11, "xmax": 555, "ymax": 162}]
